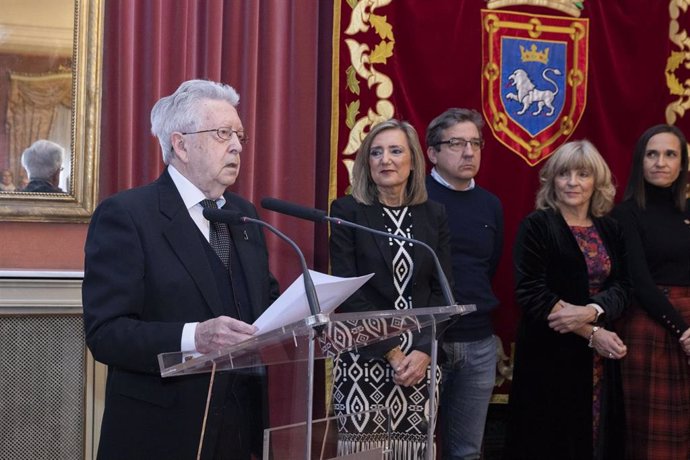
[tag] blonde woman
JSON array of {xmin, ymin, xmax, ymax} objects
[
  {"xmin": 505, "ymin": 140, "xmax": 630, "ymax": 460},
  {"xmin": 329, "ymin": 119, "xmax": 452, "ymax": 459}
]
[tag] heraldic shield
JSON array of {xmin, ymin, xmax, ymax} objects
[{"xmin": 481, "ymin": 10, "xmax": 589, "ymax": 166}]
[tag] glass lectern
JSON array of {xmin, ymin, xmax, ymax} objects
[{"xmin": 159, "ymin": 304, "xmax": 475, "ymax": 460}]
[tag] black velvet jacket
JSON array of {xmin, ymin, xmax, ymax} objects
[
  {"xmin": 506, "ymin": 208, "xmax": 630, "ymax": 460},
  {"xmin": 514, "ymin": 209, "xmax": 630, "ymax": 328}
]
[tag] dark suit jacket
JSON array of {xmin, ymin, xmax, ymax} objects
[
  {"xmin": 82, "ymin": 169, "xmax": 279, "ymax": 460},
  {"xmin": 23, "ymin": 178, "xmax": 63, "ymax": 193},
  {"xmin": 329, "ymin": 195, "xmax": 453, "ymax": 356},
  {"xmin": 505, "ymin": 208, "xmax": 630, "ymax": 460}
]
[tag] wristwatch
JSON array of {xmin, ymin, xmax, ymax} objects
[{"xmin": 384, "ymin": 345, "xmax": 401, "ymax": 360}]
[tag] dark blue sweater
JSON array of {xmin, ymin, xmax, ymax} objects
[{"xmin": 426, "ymin": 175, "xmax": 503, "ymax": 341}]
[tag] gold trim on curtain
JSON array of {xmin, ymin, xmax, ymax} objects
[
  {"xmin": 331, "ymin": 0, "xmax": 396, "ymax": 203},
  {"xmin": 666, "ymin": 0, "xmax": 690, "ymax": 126},
  {"xmin": 6, "ymin": 71, "xmax": 72, "ymax": 182}
]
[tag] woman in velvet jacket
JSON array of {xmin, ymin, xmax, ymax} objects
[
  {"xmin": 329, "ymin": 119, "xmax": 452, "ymax": 459},
  {"xmin": 505, "ymin": 140, "xmax": 630, "ymax": 460}
]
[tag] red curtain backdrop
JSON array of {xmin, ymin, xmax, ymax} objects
[
  {"xmin": 330, "ymin": 0, "xmax": 690, "ymax": 399},
  {"xmin": 100, "ymin": 0, "xmax": 321, "ymax": 284}
]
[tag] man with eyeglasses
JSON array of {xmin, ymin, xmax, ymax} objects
[
  {"xmin": 425, "ymin": 108, "xmax": 504, "ymax": 460},
  {"xmin": 82, "ymin": 79, "xmax": 279, "ymax": 460}
]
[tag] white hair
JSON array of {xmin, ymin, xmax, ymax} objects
[
  {"xmin": 150, "ymin": 79, "xmax": 240, "ymax": 164},
  {"xmin": 20, "ymin": 140, "xmax": 64, "ymax": 179}
]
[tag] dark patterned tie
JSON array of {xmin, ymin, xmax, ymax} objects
[{"xmin": 199, "ymin": 199, "xmax": 231, "ymax": 269}]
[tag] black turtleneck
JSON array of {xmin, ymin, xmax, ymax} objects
[{"xmin": 611, "ymin": 183, "xmax": 690, "ymax": 336}]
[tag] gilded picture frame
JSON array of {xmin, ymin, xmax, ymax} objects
[{"xmin": 0, "ymin": 0, "xmax": 103, "ymax": 222}]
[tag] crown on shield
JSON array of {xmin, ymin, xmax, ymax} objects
[
  {"xmin": 486, "ymin": 0, "xmax": 585, "ymax": 18},
  {"xmin": 519, "ymin": 44, "xmax": 549, "ymax": 64}
]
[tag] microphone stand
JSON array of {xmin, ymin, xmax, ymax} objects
[
  {"xmin": 261, "ymin": 197, "xmax": 456, "ymax": 308},
  {"xmin": 240, "ymin": 216, "xmax": 321, "ymax": 318},
  {"xmin": 203, "ymin": 208, "xmax": 322, "ymax": 459},
  {"xmin": 326, "ymin": 216, "xmax": 456, "ymax": 308},
  {"xmin": 202, "ymin": 208, "xmax": 321, "ymax": 316}
]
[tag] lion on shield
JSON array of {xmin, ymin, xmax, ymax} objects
[{"xmin": 505, "ymin": 68, "xmax": 562, "ymax": 116}]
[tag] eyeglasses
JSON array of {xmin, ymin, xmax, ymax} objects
[
  {"xmin": 435, "ymin": 137, "xmax": 484, "ymax": 152},
  {"xmin": 181, "ymin": 127, "xmax": 248, "ymax": 145}
]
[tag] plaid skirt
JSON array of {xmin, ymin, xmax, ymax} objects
[{"xmin": 620, "ymin": 285, "xmax": 690, "ymax": 460}]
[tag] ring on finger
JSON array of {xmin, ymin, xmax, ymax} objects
[{"xmin": 608, "ymin": 352, "xmax": 613, "ymax": 358}]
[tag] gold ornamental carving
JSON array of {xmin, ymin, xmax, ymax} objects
[
  {"xmin": 666, "ymin": 0, "xmax": 690, "ymax": 125},
  {"xmin": 341, "ymin": 0, "xmax": 396, "ymax": 184}
]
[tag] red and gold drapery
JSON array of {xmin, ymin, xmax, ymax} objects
[{"xmin": 330, "ymin": 0, "xmax": 690, "ymax": 400}]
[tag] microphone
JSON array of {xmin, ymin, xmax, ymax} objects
[
  {"xmin": 202, "ymin": 207, "xmax": 322, "ymax": 317},
  {"xmin": 203, "ymin": 207, "xmax": 244, "ymax": 225},
  {"xmin": 260, "ymin": 197, "xmax": 456, "ymax": 307},
  {"xmin": 261, "ymin": 197, "xmax": 326, "ymax": 223}
]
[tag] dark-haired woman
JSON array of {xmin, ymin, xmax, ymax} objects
[{"xmin": 612, "ymin": 124, "xmax": 690, "ymax": 460}]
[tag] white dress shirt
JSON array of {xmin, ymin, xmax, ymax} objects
[{"xmin": 168, "ymin": 165, "xmax": 226, "ymax": 352}]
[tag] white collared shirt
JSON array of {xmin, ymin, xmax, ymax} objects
[
  {"xmin": 430, "ymin": 167, "xmax": 475, "ymax": 191},
  {"xmin": 168, "ymin": 165, "xmax": 227, "ymax": 352},
  {"xmin": 168, "ymin": 165, "xmax": 226, "ymax": 242}
]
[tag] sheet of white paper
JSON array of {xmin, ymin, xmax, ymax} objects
[{"xmin": 252, "ymin": 270, "xmax": 373, "ymax": 334}]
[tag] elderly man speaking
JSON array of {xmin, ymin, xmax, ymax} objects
[{"xmin": 82, "ymin": 79, "xmax": 279, "ymax": 460}]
